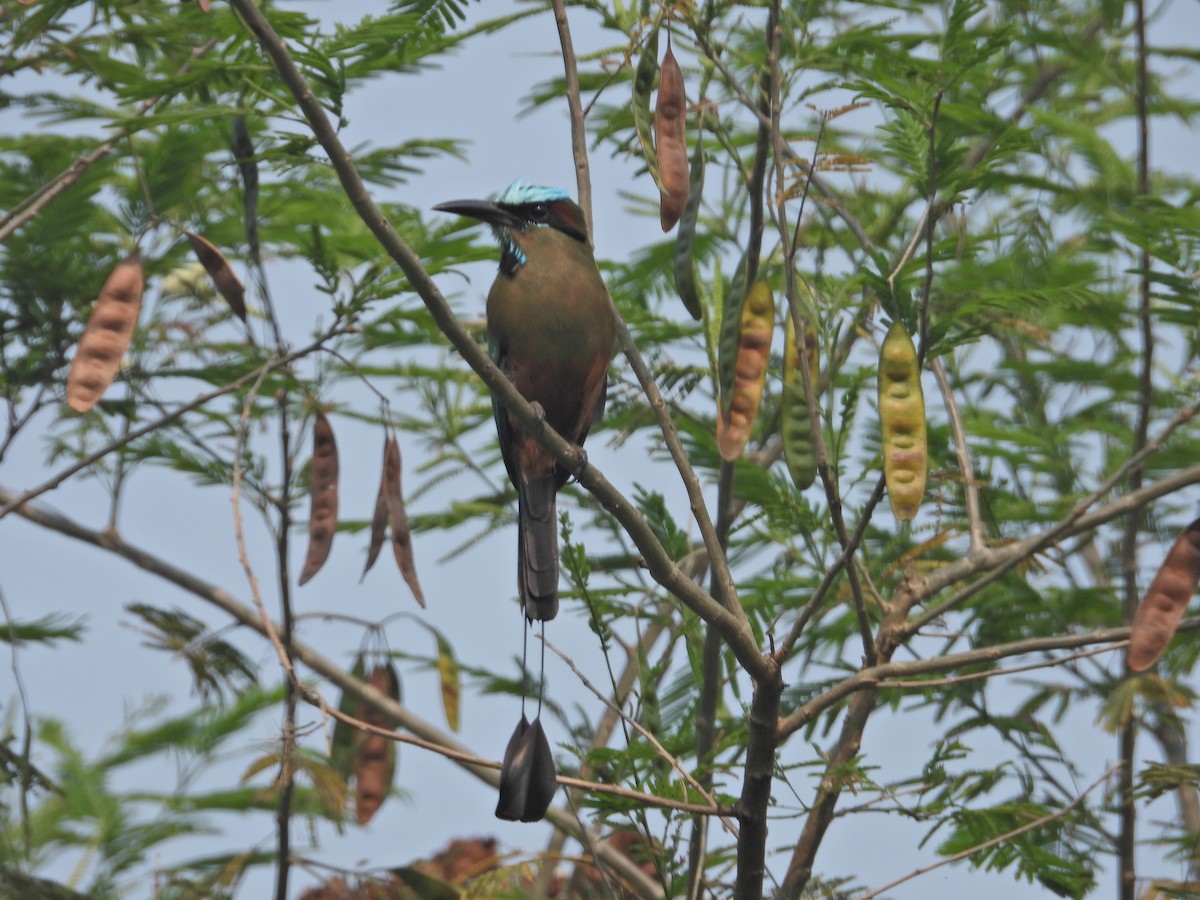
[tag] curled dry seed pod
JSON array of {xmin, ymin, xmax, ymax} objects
[
  {"xmin": 354, "ymin": 662, "xmax": 400, "ymax": 825},
  {"xmin": 672, "ymin": 114, "xmax": 705, "ymax": 321},
  {"xmin": 384, "ymin": 435, "xmax": 425, "ymax": 608},
  {"xmin": 1128, "ymin": 518, "xmax": 1200, "ymax": 671},
  {"xmin": 66, "ymin": 255, "xmax": 144, "ymax": 413},
  {"xmin": 782, "ymin": 314, "xmax": 820, "ymax": 490},
  {"xmin": 878, "ymin": 320, "xmax": 926, "ymax": 521},
  {"xmin": 360, "ymin": 435, "xmax": 391, "ymax": 581},
  {"xmin": 185, "ymin": 231, "xmax": 246, "ymax": 321},
  {"xmin": 716, "ymin": 280, "xmax": 774, "ymax": 461},
  {"xmin": 298, "ymin": 410, "xmax": 339, "ymax": 585},
  {"xmin": 654, "ymin": 34, "xmax": 689, "ymax": 232}
]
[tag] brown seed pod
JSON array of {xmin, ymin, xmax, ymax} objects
[
  {"xmin": 716, "ymin": 280, "xmax": 774, "ymax": 461},
  {"xmin": 384, "ymin": 435, "xmax": 426, "ymax": 607},
  {"xmin": 298, "ymin": 410, "xmax": 339, "ymax": 586},
  {"xmin": 360, "ymin": 435, "xmax": 391, "ymax": 582},
  {"xmin": 1128, "ymin": 518, "xmax": 1200, "ymax": 671},
  {"xmin": 654, "ymin": 33, "xmax": 689, "ymax": 232},
  {"xmin": 354, "ymin": 662, "xmax": 400, "ymax": 825},
  {"xmin": 66, "ymin": 255, "xmax": 144, "ymax": 413},
  {"xmin": 185, "ymin": 231, "xmax": 246, "ymax": 321}
]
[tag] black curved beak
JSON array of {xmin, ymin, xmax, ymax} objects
[{"xmin": 433, "ymin": 198, "xmax": 523, "ymax": 230}]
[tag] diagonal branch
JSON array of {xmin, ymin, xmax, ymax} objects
[
  {"xmin": 227, "ymin": 0, "xmax": 769, "ymax": 680},
  {"xmin": 858, "ymin": 765, "xmax": 1117, "ymax": 900},
  {"xmin": 548, "ymin": 0, "xmax": 744, "ymax": 625},
  {"xmin": 0, "ymin": 485, "xmax": 695, "ymax": 900},
  {"xmin": 0, "ymin": 326, "xmax": 348, "ymax": 523}
]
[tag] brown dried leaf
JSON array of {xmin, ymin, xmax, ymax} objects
[
  {"xmin": 66, "ymin": 255, "xmax": 144, "ymax": 413},
  {"xmin": 185, "ymin": 231, "xmax": 246, "ymax": 321},
  {"xmin": 298, "ymin": 411, "xmax": 338, "ymax": 585},
  {"xmin": 434, "ymin": 631, "xmax": 460, "ymax": 731}
]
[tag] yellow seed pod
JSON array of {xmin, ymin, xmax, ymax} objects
[
  {"xmin": 878, "ymin": 320, "xmax": 926, "ymax": 520},
  {"xmin": 781, "ymin": 314, "xmax": 820, "ymax": 490},
  {"xmin": 717, "ymin": 279, "xmax": 774, "ymax": 461}
]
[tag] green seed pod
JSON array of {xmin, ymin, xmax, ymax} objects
[
  {"xmin": 631, "ymin": 24, "xmax": 662, "ymax": 189},
  {"xmin": 717, "ymin": 280, "xmax": 774, "ymax": 461},
  {"xmin": 672, "ymin": 116, "xmax": 705, "ymax": 321},
  {"xmin": 717, "ymin": 247, "xmax": 753, "ymax": 416},
  {"xmin": 781, "ymin": 314, "xmax": 819, "ymax": 490},
  {"xmin": 878, "ymin": 320, "xmax": 926, "ymax": 521}
]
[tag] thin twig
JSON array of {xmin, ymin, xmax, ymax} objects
[
  {"xmin": 858, "ymin": 766, "xmax": 1117, "ymax": 900},
  {"xmin": 549, "ymin": 0, "xmax": 591, "ymax": 228},
  {"xmin": 778, "ymin": 619, "xmax": 1199, "ymax": 738},
  {"xmin": 543, "ymin": 637, "xmax": 740, "ymax": 836},
  {"xmin": 905, "ymin": 403, "xmax": 1200, "ymax": 634},
  {"xmin": 550, "ymin": 0, "xmax": 746, "ymax": 628},
  {"xmin": 0, "ymin": 326, "xmax": 347, "ymax": 522},
  {"xmin": 0, "ymin": 585, "xmax": 35, "ymax": 859},
  {"xmin": 0, "ymin": 485, "xmax": 668, "ymax": 900},
  {"xmin": 883, "ymin": 642, "xmax": 1123, "ymax": 690},
  {"xmin": 227, "ymin": 0, "xmax": 766, "ymax": 681},
  {"xmin": 931, "ymin": 357, "xmax": 985, "ymax": 553},
  {"xmin": 0, "ymin": 39, "xmax": 220, "ymax": 243}
]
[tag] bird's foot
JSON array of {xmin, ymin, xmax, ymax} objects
[
  {"xmin": 571, "ymin": 447, "xmax": 589, "ymax": 481},
  {"xmin": 527, "ymin": 401, "xmax": 546, "ymax": 435}
]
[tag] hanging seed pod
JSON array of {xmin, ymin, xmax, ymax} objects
[
  {"xmin": 654, "ymin": 33, "xmax": 689, "ymax": 232},
  {"xmin": 716, "ymin": 280, "xmax": 774, "ymax": 461},
  {"xmin": 298, "ymin": 410, "xmax": 339, "ymax": 585},
  {"xmin": 185, "ymin": 231, "xmax": 246, "ymax": 321},
  {"xmin": 1128, "ymin": 518, "xmax": 1200, "ymax": 671},
  {"xmin": 672, "ymin": 114, "xmax": 705, "ymax": 321},
  {"xmin": 781, "ymin": 314, "xmax": 820, "ymax": 490},
  {"xmin": 384, "ymin": 435, "xmax": 425, "ymax": 607},
  {"xmin": 361, "ymin": 434, "xmax": 392, "ymax": 581},
  {"xmin": 361, "ymin": 489, "xmax": 388, "ymax": 582},
  {"xmin": 330, "ymin": 652, "xmax": 367, "ymax": 780},
  {"xmin": 878, "ymin": 320, "xmax": 926, "ymax": 521},
  {"xmin": 66, "ymin": 255, "xmax": 144, "ymax": 413},
  {"xmin": 631, "ymin": 25, "xmax": 662, "ymax": 189},
  {"xmin": 354, "ymin": 662, "xmax": 400, "ymax": 825},
  {"xmin": 717, "ymin": 248, "xmax": 754, "ymax": 415},
  {"xmin": 361, "ymin": 433, "xmax": 425, "ymax": 606}
]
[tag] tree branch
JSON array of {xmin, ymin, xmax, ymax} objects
[
  {"xmin": 227, "ymin": 0, "xmax": 769, "ymax": 679},
  {"xmin": 0, "ymin": 326, "xmax": 348, "ymax": 523}
]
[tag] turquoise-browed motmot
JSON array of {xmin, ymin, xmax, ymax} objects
[{"xmin": 435, "ymin": 183, "xmax": 615, "ymax": 622}]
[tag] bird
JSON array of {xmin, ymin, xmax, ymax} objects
[{"xmin": 435, "ymin": 182, "xmax": 615, "ymax": 621}]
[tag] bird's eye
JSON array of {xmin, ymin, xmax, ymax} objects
[{"xmin": 529, "ymin": 203, "xmax": 550, "ymax": 222}]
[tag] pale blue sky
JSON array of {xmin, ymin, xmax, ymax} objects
[{"xmin": 4, "ymin": 1, "xmax": 1200, "ymax": 897}]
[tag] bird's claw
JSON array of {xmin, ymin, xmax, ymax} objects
[
  {"xmin": 528, "ymin": 401, "xmax": 547, "ymax": 435},
  {"xmin": 572, "ymin": 447, "xmax": 589, "ymax": 480}
]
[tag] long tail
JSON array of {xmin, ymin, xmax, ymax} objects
[{"xmin": 518, "ymin": 475, "xmax": 558, "ymax": 620}]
